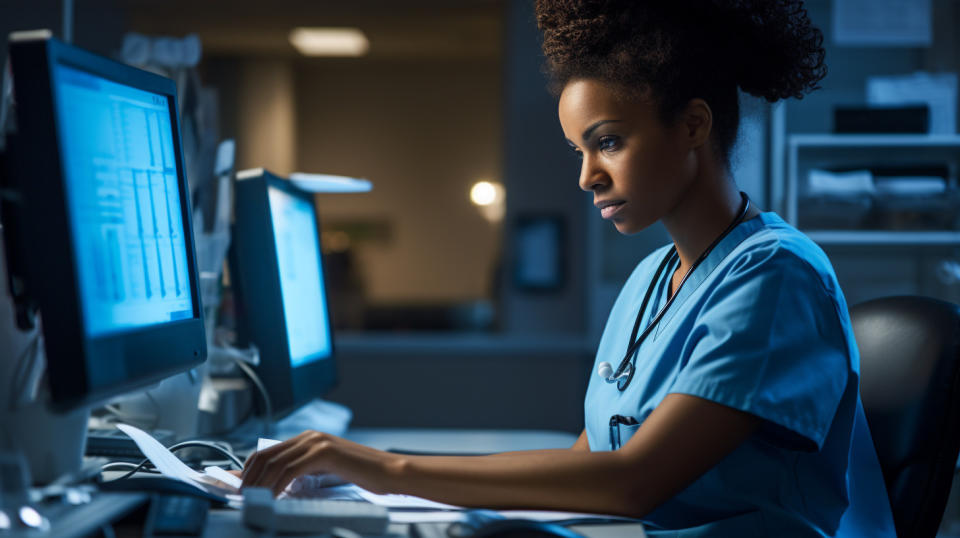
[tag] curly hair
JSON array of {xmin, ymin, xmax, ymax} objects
[{"xmin": 536, "ymin": 0, "xmax": 826, "ymax": 163}]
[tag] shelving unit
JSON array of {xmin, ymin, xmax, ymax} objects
[
  {"xmin": 789, "ymin": 134, "xmax": 960, "ymax": 147},
  {"xmin": 785, "ymin": 133, "xmax": 960, "ymax": 245},
  {"xmin": 804, "ymin": 230, "xmax": 960, "ymax": 246}
]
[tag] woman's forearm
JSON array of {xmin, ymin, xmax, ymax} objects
[
  {"xmin": 356, "ymin": 447, "xmax": 647, "ymax": 517},
  {"xmin": 243, "ymin": 395, "xmax": 757, "ymax": 518}
]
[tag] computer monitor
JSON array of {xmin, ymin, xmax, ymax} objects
[
  {"xmin": 2, "ymin": 34, "xmax": 206, "ymax": 412},
  {"xmin": 230, "ymin": 169, "xmax": 337, "ymax": 418}
]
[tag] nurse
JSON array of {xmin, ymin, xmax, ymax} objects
[{"xmin": 241, "ymin": 1, "xmax": 896, "ymax": 535}]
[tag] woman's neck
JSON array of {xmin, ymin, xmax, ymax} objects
[{"xmin": 661, "ymin": 173, "xmax": 755, "ymax": 279}]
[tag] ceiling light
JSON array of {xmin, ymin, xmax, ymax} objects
[{"xmin": 289, "ymin": 27, "xmax": 369, "ymax": 57}]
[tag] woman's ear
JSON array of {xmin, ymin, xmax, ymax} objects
[{"xmin": 681, "ymin": 98, "xmax": 713, "ymax": 149}]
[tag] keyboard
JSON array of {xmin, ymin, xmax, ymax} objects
[
  {"xmin": 85, "ymin": 428, "xmax": 175, "ymax": 461},
  {"xmin": 242, "ymin": 487, "xmax": 389, "ymax": 534}
]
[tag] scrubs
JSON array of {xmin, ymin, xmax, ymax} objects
[{"xmin": 584, "ymin": 213, "xmax": 895, "ymax": 537}]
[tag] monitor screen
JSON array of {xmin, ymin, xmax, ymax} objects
[
  {"xmin": 230, "ymin": 169, "xmax": 337, "ymax": 416},
  {"xmin": 52, "ymin": 64, "xmax": 193, "ymax": 337},
  {"xmin": 267, "ymin": 185, "xmax": 333, "ymax": 367}
]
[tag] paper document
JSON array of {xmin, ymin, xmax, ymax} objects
[
  {"xmin": 258, "ymin": 437, "xmax": 281, "ymax": 451},
  {"xmin": 499, "ymin": 510, "xmax": 639, "ymax": 523},
  {"xmin": 388, "ymin": 511, "xmax": 467, "ymax": 524},
  {"xmin": 353, "ymin": 488, "xmax": 461, "ymax": 510},
  {"xmin": 115, "ymin": 424, "xmax": 206, "ymax": 483},
  {"xmin": 833, "ymin": 0, "xmax": 931, "ymax": 46},
  {"xmin": 204, "ymin": 465, "xmax": 243, "ymax": 490},
  {"xmin": 115, "ymin": 424, "xmax": 240, "ymax": 500},
  {"xmin": 388, "ymin": 509, "xmax": 639, "ymax": 525},
  {"xmin": 256, "ymin": 437, "xmax": 459, "ymax": 508}
]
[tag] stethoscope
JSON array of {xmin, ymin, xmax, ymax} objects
[{"xmin": 597, "ymin": 192, "xmax": 751, "ymax": 392}]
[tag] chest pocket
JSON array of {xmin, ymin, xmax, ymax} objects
[{"xmin": 609, "ymin": 415, "xmax": 641, "ymax": 450}]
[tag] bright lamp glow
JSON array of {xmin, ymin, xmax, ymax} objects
[
  {"xmin": 470, "ymin": 180, "xmax": 505, "ymax": 223},
  {"xmin": 470, "ymin": 181, "xmax": 499, "ymax": 206},
  {"xmin": 289, "ymin": 27, "xmax": 370, "ymax": 57}
]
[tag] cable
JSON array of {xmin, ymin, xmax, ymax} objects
[
  {"xmin": 230, "ymin": 355, "xmax": 272, "ymax": 437},
  {"xmin": 100, "ymin": 462, "xmax": 160, "ymax": 474},
  {"xmin": 101, "ymin": 439, "xmax": 244, "ymax": 482},
  {"xmin": 104, "ymin": 459, "xmax": 153, "ymax": 482},
  {"xmin": 167, "ymin": 440, "xmax": 245, "ymax": 470}
]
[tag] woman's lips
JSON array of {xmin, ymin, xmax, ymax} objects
[{"xmin": 599, "ymin": 201, "xmax": 626, "ymax": 219}]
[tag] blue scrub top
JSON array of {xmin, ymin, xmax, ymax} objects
[{"xmin": 584, "ymin": 213, "xmax": 895, "ymax": 537}]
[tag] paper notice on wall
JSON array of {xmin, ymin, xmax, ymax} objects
[{"xmin": 833, "ymin": 0, "xmax": 932, "ymax": 46}]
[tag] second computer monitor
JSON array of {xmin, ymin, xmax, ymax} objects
[{"xmin": 231, "ymin": 169, "xmax": 336, "ymax": 417}]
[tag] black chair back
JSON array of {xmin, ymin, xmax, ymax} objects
[{"xmin": 851, "ymin": 295, "xmax": 960, "ymax": 538}]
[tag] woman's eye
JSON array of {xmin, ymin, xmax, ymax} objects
[
  {"xmin": 598, "ymin": 136, "xmax": 620, "ymax": 151},
  {"xmin": 570, "ymin": 147, "xmax": 583, "ymax": 160}
]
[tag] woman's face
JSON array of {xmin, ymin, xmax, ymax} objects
[{"xmin": 558, "ymin": 78, "xmax": 697, "ymax": 235}]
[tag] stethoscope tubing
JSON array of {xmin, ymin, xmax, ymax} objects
[{"xmin": 609, "ymin": 192, "xmax": 751, "ymax": 391}]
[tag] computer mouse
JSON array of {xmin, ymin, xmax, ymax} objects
[
  {"xmin": 98, "ymin": 476, "xmax": 228, "ymax": 504},
  {"xmin": 465, "ymin": 518, "xmax": 584, "ymax": 538}
]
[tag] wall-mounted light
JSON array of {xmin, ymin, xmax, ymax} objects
[
  {"xmin": 470, "ymin": 180, "xmax": 505, "ymax": 222},
  {"xmin": 289, "ymin": 27, "xmax": 370, "ymax": 57}
]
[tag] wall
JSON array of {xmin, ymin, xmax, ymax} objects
[
  {"xmin": 499, "ymin": 0, "xmax": 589, "ymax": 334},
  {"xmin": 323, "ymin": 2, "xmax": 594, "ymax": 432},
  {"xmin": 296, "ymin": 58, "xmax": 503, "ymax": 304},
  {"xmin": 204, "ymin": 54, "xmax": 503, "ymax": 306},
  {"xmin": 326, "ymin": 336, "xmax": 590, "ymax": 432},
  {"xmin": 235, "ymin": 59, "xmax": 297, "ymax": 176}
]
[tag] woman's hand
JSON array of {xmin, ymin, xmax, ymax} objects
[
  {"xmin": 240, "ymin": 430, "xmax": 398, "ymax": 497},
  {"xmin": 240, "ymin": 430, "xmax": 344, "ymax": 496}
]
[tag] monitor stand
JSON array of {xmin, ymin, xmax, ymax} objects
[
  {"xmin": 110, "ymin": 369, "xmax": 204, "ymax": 440},
  {"xmin": 0, "ymin": 398, "xmax": 89, "ymax": 485},
  {"xmin": 0, "ymin": 236, "xmax": 89, "ymax": 484}
]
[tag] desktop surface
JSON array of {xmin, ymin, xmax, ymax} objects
[
  {"xmin": 346, "ymin": 427, "xmax": 579, "ymax": 454},
  {"xmin": 83, "ymin": 417, "xmax": 643, "ymax": 537},
  {"xmin": 197, "ymin": 424, "xmax": 644, "ymax": 538}
]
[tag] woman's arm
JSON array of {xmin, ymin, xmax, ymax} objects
[
  {"xmin": 242, "ymin": 394, "xmax": 758, "ymax": 518},
  {"xmin": 483, "ymin": 429, "xmax": 590, "ymax": 458}
]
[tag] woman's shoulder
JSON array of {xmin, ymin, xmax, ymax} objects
[{"xmin": 730, "ymin": 213, "xmax": 841, "ymax": 298}]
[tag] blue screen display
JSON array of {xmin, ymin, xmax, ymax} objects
[
  {"xmin": 268, "ymin": 186, "xmax": 333, "ymax": 368},
  {"xmin": 53, "ymin": 64, "xmax": 194, "ymax": 337}
]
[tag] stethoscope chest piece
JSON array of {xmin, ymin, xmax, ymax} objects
[{"xmin": 597, "ymin": 361, "xmax": 635, "ymax": 391}]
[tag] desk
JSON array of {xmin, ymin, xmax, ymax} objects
[
  {"xmin": 346, "ymin": 427, "xmax": 580, "ymax": 453},
  {"xmin": 203, "ymin": 428, "xmax": 647, "ymax": 537}
]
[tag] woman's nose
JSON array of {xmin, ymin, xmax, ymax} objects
[{"xmin": 578, "ymin": 155, "xmax": 608, "ymax": 192}]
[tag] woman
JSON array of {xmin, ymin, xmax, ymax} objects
[{"xmin": 241, "ymin": 1, "xmax": 896, "ymax": 535}]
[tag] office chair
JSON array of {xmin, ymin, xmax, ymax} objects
[{"xmin": 851, "ymin": 295, "xmax": 960, "ymax": 538}]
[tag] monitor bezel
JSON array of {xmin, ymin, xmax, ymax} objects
[
  {"xmin": 231, "ymin": 169, "xmax": 338, "ymax": 418},
  {"xmin": 6, "ymin": 37, "xmax": 206, "ymax": 411}
]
